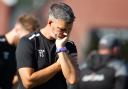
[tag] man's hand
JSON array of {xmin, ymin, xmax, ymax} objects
[{"xmin": 55, "ymin": 33, "xmax": 69, "ymax": 48}]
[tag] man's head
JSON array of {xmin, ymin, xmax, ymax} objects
[
  {"xmin": 98, "ymin": 34, "xmax": 121, "ymax": 56},
  {"xmin": 14, "ymin": 14, "xmax": 40, "ymax": 39},
  {"xmin": 47, "ymin": 3, "xmax": 75, "ymax": 39},
  {"xmin": 10, "ymin": 14, "xmax": 40, "ymax": 45},
  {"xmin": 49, "ymin": 3, "xmax": 75, "ymax": 23}
]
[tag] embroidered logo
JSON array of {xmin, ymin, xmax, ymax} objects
[
  {"xmin": 3, "ymin": 51, "xmax": 9, "ymax": 60},
  {"xmin": 38, "ymin": 49, "xmax": 45, "ymax": 58}
]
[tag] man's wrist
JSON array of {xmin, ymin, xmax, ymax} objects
[{"xmin": 56, "ymin": 47, "xmax": 67, "ymax": 53}]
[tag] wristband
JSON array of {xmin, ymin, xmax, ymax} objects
[{"xmin": 56, "ymin": 47, "xmax": 67, "ymax": 53}]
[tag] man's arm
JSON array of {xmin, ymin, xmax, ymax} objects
[
  {"xmin": 16, "ymin": 37, "xmax": 61, "ymax": 89},
  {"xmin": 18, "ymin": 61, "xmax": 61, "ymax": 89},
  {"xmin": 58, "ymin": 52, "xmax": 79, "ymax": 84},
  {"xmin": 55, "ymin": 33, "xmax": 80, "ymax": 85},
  {"xmin": 110, "ymin": 60, "xmax": 127, "ymax": 89},
  {"xmin": 114, "ymin": 65, "xmax": 127, "ymax": 89}
]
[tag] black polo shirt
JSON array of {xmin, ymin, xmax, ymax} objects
[
  {"xmin": 0, "ymin": 35, "xmax": 16, "ymax": 89},
  {"xmin": 77, "ymin": 51, "xmax": 127, "ymax": 89},
  {"xmin": 16, "ymin": 31, "xmax": 77, "ymax": 89}
]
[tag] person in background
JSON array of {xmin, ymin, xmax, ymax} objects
[
  {"xmin": 0, "ymin": 14, "xmax": 40, "ymax": 89},
  {"xmin": 16, "ymin": 2, "xmax": 79, "ymax": 89},
  {"xmin": 75, "ymin": 34, "xmax": 127, "ymax": 89}
]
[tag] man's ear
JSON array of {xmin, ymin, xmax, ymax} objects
[{"xmin": 48, "ymin": 19, "xmax": 53, "ymax": 26}]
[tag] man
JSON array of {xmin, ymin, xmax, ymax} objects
[
  {"xmin": 16, "ymin": 3, "xmax": 79, "ymax": 89},
  {"xmin": 76, "ymin": 34, "xmax": 127, "ymax": 89},
  {"xmin": 0, "ymin": 14, "xmax": 40, "ymax": 89}
]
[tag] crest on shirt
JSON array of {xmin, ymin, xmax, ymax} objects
[{"xmin": 38, "ymin": 49, "xmax": 45, "ymax": 58}]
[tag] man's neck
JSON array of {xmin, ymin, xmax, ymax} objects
[{"xmin": 40, "ymin": 25, "xmax": 55, "ymax": 40}]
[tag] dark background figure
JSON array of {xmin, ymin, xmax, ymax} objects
[
  {"xmin": 0, "ymin": 14, "xmax": 40, "ymax": 89},
  {"xmin": 75, "ymin": 34, "xmax": 127, "ymax": 89}
]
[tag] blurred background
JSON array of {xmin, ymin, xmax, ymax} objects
[{"xmin": 1, "ymin": 0, "xmax": 128, "ymax": 64}]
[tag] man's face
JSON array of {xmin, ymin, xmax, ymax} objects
[
  {"xmin": 14, "ymin": 23, "xmax": 31, "ymax": 39},
  {"xmin": 13, "ymin": 23, "xmax": 33, "ymax": 45},
  {"xmin": 50, "ymin": 19, "xmax": 73, "ymax": 39}
]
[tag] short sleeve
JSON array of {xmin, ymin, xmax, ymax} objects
[
  {"xmin": 16, "ymin": 37, "xmax": 35, "ymax": 69},
  {"xmin": 66, "ymin": 41, "xmax": 77, "ymax": 54},
  {"xmin": 66, "ymin": 41, "xmax": 78, "ymax": 68}
]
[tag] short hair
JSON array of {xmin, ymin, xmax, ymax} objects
[
  {"xmin": 17, "ymin": 15, "xmax": 40, "ymax": 31},
  {"xmin": 49, "ymin": 3, "xmax": 75, "ymax": 23}
]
